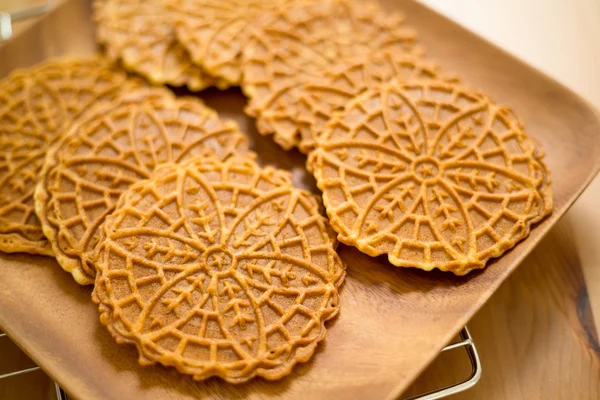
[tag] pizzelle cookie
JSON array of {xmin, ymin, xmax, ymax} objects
[
  {"xmin": 35, "ymin": 96, "xmax": 249, "ymax": 285},
  {"xmin": 92, "ymin": 155, "xmax": 345, "ymax": 383},
  {"xmin": 242, "ymin": 0, "xmax": 418, "ymax": 150},
  {"xmin": 307, "ymin": 80, "xmax": 553, "ymax": 275},
  {"xmin": 167, "ymin": 0, "xmax": 321, "ymax": 85},
  {"xmin": 0, "ymin": 57, "xmax": 132, "ymax": 255},
  {"xmin": 93, "ymin": 0, "xmax": 222, "ymax": 90},
  {"xmin": 250, "ymin": 52, "xmax": 445, "ymax": 154}
]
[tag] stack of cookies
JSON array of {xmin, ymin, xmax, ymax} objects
[
  {"xmin": 0, "ymin": 57, "xmax": 344, "ymax": 383},
  {"xmin": 0, "ymin": 0, "xmax": 552, "ymax": 385}
]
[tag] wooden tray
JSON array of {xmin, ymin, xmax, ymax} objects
[{"xmin": 1, "ymin": 0, "xmax": 599, "ymax": 399}]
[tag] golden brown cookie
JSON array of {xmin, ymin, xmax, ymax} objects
[
  {"xmin": 93, "ymin": 0, "xmax": 222, "ymax": 90},
  {"xmin": 241, "ymin": 0, "xmax": 418, "ymax": 150},
  {"xmin": 92, "ymin": 155, "xmax": 345, "ymax": 383},
  {"xmin": 35, "ymin": 96, "xmax": 249, "ymax": 285},
  {"xmin": 247, "ymin": 52, "xmax": 445, "ymax": 153},
  {"xmin": 307, "ymin": 80, "xmax": 553, "ymax": 275},
  {"xmin": 167, "ymin": 0, "xmax": 321, "ymax": 85},
  {"xmin": 0, "ymin": 57, "xmax": 132, "ymax": 255}
]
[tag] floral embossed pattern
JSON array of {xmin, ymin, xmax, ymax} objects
[
  {"xmin": 167, "ymin": 0, "xmax": 321, "ymax": 85},
  {"xmin": 242, "ymin": 0, "xmax": 418, "ymax": 151},
  {"xmin": 308, "ymin": 81, "xmax": 552, "ymax": 275},
  {"xmin": 93, "ymin": 0, "xmax": 220, "ymax": 90},
  {"xmin": 35, "ymin": 95, "xmax": 249, "ymax": 285},
  {"xmin": 251, "ymin": 52, "xmax": 444, "ymax": 154},
  {"xmin": 93, "ymin": 156, "xmax": 345, "ymax": 382},
  {"xmin": 0, "ymin": 57, "xmax": 130, "ymax": 255}
]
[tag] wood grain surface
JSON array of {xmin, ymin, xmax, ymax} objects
[
  {"xmin": 0, "ymin": 0, "xmax": 599, "ymax": 399},
  {"xmin": 404, "ymin": 216, "xmax": 600, "ymax": 398}
]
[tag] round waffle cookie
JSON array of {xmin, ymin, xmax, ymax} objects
[
  {"xmin": 307, "ymin": 80, "xmax": 553, "ymax": 275},
  {"xmin": 92, "ymin": 155, "xmax": 345, "ymax": 383},
  {"xmin": 0, "ymin": 56, "xmax": 133, "ymax": 255},
  {"xmin": 249, "ymin": 52, "xmax": 445, "ymax": 154},
  {"xmin": 167, "ymin": 0, "xmax": 321, "ymax": 85},
  {"xmin": 241, "ymin": 0, "xmax": 418, "ymax": 150},
  {"xmin": 93, "ymin": 0, "xmax": 221, "ymax": 90},
  {"xmin": 35, "ymin": 96, "xmax": 249, "ymax": 285}
]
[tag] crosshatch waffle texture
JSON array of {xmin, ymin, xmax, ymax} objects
[
  {"xmin": 35, "ymin": 95, "xmax": 249, "ymax": 285},
  {"xmin": 0, "ymin": 57, "xmax": 132, "ymax": 255},
  {"xmin": 308, "ymin": 80, "xmax": 552, "ymax": 275},
  {"xmin": 168, "ymin": 0, "xmax": 323, "ymax": 86},
  {"xmin": 93, "ymin": 0, "xmax": 222, "ymax": 90},
  {"xmin": 92, "ymin": 156, "xmax": 345, "ymax": 382},
  {"xmin": 250, "ymin": 52, "xmax": 446, "ymax": 154},
  {"xmin": 241, "ymin": 0, "xmax": 419, "ymax": 151}
]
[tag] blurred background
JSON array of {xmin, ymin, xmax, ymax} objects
[{"xmin": 1, "ymin": 0, "xmax": 599, "ymax": 398}]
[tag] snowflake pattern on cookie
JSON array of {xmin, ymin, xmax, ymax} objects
[
  {"xmin": 94, "ymin": 0, "xmax": 220, "ymax": 90},
  {"xmin": 36, "ymin": 96, "xmax": 248, "ymax": 284},
  {"xmin": 242, "ymin": 1, "xmax": 418, "ymax": 150},
  {"xmin": 0, "ymin": 57, "xmax": 131, "ymax": 255},
  {"xmin": 308, "ymin": 80, "xmax": 552, "ymax": 275},
  {"xmin": 168, "ymin": 0, "xmax": 322, "ymax": 85},
  {"xmin": 93, "ymin": 156, "xmax": 345, "ymax": 382},
  {"xmin": 248, "ymin": 52, "xmax": 444, "ymax": 153}
]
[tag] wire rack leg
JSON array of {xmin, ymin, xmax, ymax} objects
[
  {"xmin": 402, "ymin": 326, "xmax": 482, "ymax": 400},
  {"xmin": 55, "ymin": 382, "xmax": 69, "ymax": 400}
]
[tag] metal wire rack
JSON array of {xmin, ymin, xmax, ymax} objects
[
  {"xmin": 402, "ymin": 327, "xmax": 482, "ymax": 400},
  {"xmin": 0, "ymin": 331, "xmax": 68, "ymax": 400},
  {"xmin": 1, "ymin": 326, "xmax": 480, "ymax": 400}
]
